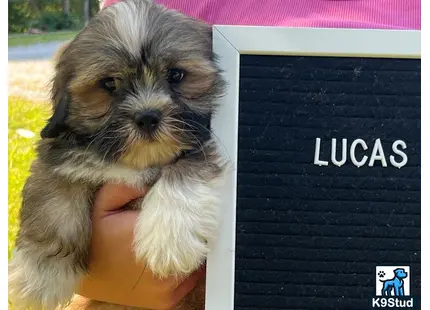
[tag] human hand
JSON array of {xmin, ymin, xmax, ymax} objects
[{"xmin": 76, "ymin": 183, "xmax": 206, "ymax": 309}]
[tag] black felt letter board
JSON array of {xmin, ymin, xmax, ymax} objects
[{"xmin": 235, "ymin": 55, "xmax": 420, "ymax": 309}]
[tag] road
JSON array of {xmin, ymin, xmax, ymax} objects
[{"xmin": 8, "ymin": 41, "xmax": 65, "ymax": 60}]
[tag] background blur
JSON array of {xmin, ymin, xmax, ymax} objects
[
  {"xmin": 9, "ymin": 0, "xmax": 101, "ymax": 33},
  {"xmin": 8, "ymin": 2, "xmax": 100, "ymax": 292}
]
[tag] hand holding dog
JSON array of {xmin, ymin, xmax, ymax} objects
[{"xmin": 76, "ymin": 183, "xmax": 206, "ymax": 310}]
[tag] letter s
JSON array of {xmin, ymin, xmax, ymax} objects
[{"xmin": 390, "ymin": 140, "xmax": 408, "ymax": 169}]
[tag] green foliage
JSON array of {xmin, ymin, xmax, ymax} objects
[
  {"xmin": 71, "ymin": 0, "xmax": 100, "ymax": 20},
  {"xmin": 29, "ymin": 11, "xmax": 80, "ymax": 31},
  {"xmin": 8, "ymin": 0, "xmax": 101, "ymax": 33},
  {"xmin": 8, "ymin": 0, "xmax": 33, "ymax": 33}
]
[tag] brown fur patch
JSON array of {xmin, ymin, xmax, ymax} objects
[
  {"xmin": 71, "ymin": 87, "xmax": 112, "ymax": 121},
  {"xmin": 176, "ymin": 59, "xmax": 217, "ymax": 98}
]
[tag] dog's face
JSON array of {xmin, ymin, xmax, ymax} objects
[
  {"xmin": 394, "ymin": 268, "xmax": 408, "ymax": 279},
  {"xmin": 43, "ymin": 0, "xmax": 225, "ymax": 169}
]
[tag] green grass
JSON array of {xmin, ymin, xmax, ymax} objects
[
  {"xmin": 8, "ymin": 96, "xmax": 50, "ymax": 259},
  {"xmin": 8, "ymin": 30, "xmax": 78, "ymax": 47}
]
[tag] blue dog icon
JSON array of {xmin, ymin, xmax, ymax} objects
[{"xmin": 380, "ymin": 268, "xmax": 408, "ymax": 296}]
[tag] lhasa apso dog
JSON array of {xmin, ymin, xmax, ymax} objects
[{"xmin": 8, "ymin": 0, "xmax": 227, "ymax": 309}]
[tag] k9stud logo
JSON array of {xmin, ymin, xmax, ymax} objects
[
  {"xmin": 371, "ymin": 266, "xmax": 416, "ymax": 309},
  {"xmin": 376, "ymin": 266, "xmax": 410, "ymax": 296}
]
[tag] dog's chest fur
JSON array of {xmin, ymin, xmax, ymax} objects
[{"xmin": 40, "ymin": 141, "xmax": 167, "ymax": 189}]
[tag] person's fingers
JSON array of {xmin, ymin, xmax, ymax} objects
[
  {"xmin": 170, "ymin": 265, "xmax": 206, "ymax": 306},
  {"xmin": 93, "ymin": 183, "xmax": 148, "ymax": 216}
]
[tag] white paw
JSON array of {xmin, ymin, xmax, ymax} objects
[
  {"xmin": 8, "ymin": 249, "xmax": 79, "ymax": 310},
  {"xmin": 133, "ymin": 176, "xmax": 222, "ymax": 278}
]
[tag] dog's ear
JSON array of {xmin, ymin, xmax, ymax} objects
[
  {"xmin": 41, "ymin": 57, "xmax": 72, "ymax": 139},
  {"xmin": 40, "ymin": 92, "xmax": 70, "ymax": 139},
  {"xmin": 41, "ymin": 41, "xmax": 75, "ymax": 140}
]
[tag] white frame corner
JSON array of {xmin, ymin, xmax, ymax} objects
[{"xmin": 206, "ymin": 25, "xmax": 421, "ymax": 310}]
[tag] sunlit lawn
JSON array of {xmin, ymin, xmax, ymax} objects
[{"xmin": 8, "ymin": 96, "xmax": 50, "ymax": 259}]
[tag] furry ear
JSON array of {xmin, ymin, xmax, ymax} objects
[
  {"xmin": 42, "ymin": 43, "xmax": 73, "ymax": 139},
  {"xmin": 40, "ymin": 93, "xmax": 70, "ymax": 139}
]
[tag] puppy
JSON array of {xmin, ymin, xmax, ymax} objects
[{"xmin": 8, "ymin": 0, "xmax": 227, "ymax": 309}]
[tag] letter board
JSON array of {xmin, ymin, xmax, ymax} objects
[{"xmin": 207, "ymin": 27, "xmax": 421, "ymax": 310}]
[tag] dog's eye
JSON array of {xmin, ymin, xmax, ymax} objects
[
  {"xmin": 167, "ymin": 68, "xmax": 185, "ymax": 84},
  {"xmin": 100, "ymin": 77, "xmax": 117, "ymax": 93}
]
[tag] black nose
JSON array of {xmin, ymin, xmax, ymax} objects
[{"xmin": 134, "ymin": 110, "xmax": 161, "ymax": 133}]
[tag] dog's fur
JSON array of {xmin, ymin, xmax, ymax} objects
[{"xmin": 8, "ymin": 1, "xmax": 227, "ymax": 309}]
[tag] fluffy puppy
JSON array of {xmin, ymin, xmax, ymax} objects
[{"xmin": 8, "ymin": 0, "xmax": 227, "ymax": 309}]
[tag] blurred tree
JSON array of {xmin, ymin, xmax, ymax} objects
[
  {"xmin": 62, "ymin": 0, "xmax": 70, "ymax": 16},
  {"xmin": 83, "ymin": 0, "xmax": 90, "ymax": 25},
  {"xmin": 28, "ymin": 0, "xmax": 40, "ymax": 13}
]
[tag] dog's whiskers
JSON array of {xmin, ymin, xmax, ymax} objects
[
  {"xmin": 165, "ymin": 120, "xmax": 210, "ymax": 165},
  {"xmin": 178, "ymin": 118, "xmax": 231, "ymax": 163}
]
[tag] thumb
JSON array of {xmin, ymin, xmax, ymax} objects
[{"xmin": 93, "ymin": 183, "xmax": 148, "ymax": 216}]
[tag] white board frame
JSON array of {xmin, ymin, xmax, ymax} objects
[{"xmin": 206, "ymin": 26, "xmax": 421, "ymax": 310}]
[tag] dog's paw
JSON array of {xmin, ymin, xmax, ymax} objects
[
  {"xmin": 8, "ymin": 249, "xmax": 79, "ymax": 310},
  {"xmin": 133, "ymin": 175, "xmax": 221, "ymax": 278},
  {"xmin": 133, "ymin": 216, "xmax": 208, "ymax": 278}
]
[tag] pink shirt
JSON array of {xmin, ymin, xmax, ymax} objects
[{"xmin": 103, "ymin": 0, "xmax": 420, "ymax": 30}]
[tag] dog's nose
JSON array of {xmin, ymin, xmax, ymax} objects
[{"xmin": 134, "ymin": 110, "xmax": 161, "ymax": 133}]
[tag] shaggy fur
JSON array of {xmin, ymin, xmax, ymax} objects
[{"xmin": 8, "ymin": 1, "xmax": 227, "ymax": 309}]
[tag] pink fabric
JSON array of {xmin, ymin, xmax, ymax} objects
[{"xmin": 103, "ymin": 0, "xmax": 420, "ymax": 30}]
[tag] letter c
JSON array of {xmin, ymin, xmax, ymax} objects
[{"xmin": 350, "ymin": 139, "xmax": 368, "ymax": 167}]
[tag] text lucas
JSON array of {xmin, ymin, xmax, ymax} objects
[{"xmin": 313, "ymin": 138, "xmax": 408, "ymax": 169}]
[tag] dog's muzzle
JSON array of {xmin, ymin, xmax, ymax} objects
[{"xmin": 134, "ymin": 110, "xmax": 162, "ymax": 135}]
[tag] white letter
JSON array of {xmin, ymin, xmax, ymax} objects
[
  {"xmin": 331, "ymin": 138, "xmax": 347, "ymax": 167},
  {"xmin": 390, "ymin": 140, "xmax": 408, "ymax": 169},
  {"xmin": 314, "ymin": 138, "xmax": 328, "ymax": 166},
  {"xmin": 350, "ymin": 139, "xmax": 368, "ymax": 167},
  {"xmin": 369, "ymin": 138, "xmax": 388, "ymax": 167}
]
